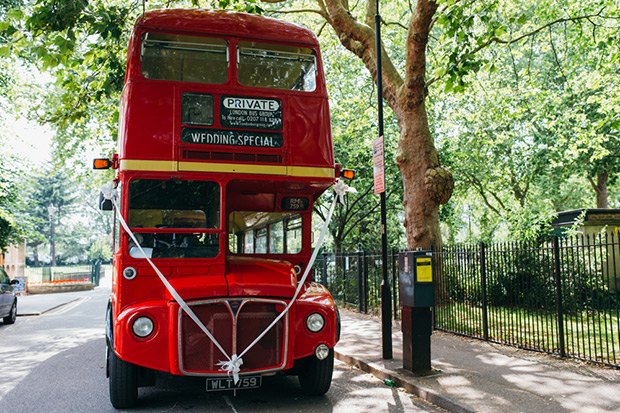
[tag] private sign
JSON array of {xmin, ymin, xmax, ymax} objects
[{"xmin": 222, "ymin": 97, "xmax": 280, "ymax": 111}]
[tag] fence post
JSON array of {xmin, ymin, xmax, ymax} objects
[
  {"xmin": 321, "ymin": 251, "xmax": 328, "ymax": 287},
  {"xmin": 480, "ymin": 242, "xmax": 489, "ymax": 341},
  {"xmin": 391, "ymin": 248, "xmax": 398, "ymax": 320},
  {"xmin": 363, "ymin": 249, "xmax": 369, "ymax": 313},
  {"xmin": 430, "ymin": 244, "xmax": 436, "ymax": 330},
  {"xmin": 357, "ymin": 246, "xmax": 363, "ymax": 313},
  {"xmin": 552, "ymin": 236, "xmax": 566, "ymax": 358}
]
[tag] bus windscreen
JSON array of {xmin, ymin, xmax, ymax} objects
[{"xmin": 127, "ymin": 179, "xmax": 220, "ymax": 259}]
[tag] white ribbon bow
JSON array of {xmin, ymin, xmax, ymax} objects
[
  {"xmin": 100, "ymin": 181, "xmax": 117, "ymax": 205},
  {"xmin": 216, "ymin": 354, "xmax": 243, "ymax": 384},
  {"xmin": 333, "ymin": 179, "xmax": 357, "ymax": 204}
]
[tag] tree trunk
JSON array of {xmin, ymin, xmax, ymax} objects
[
  {"xmin": 589, "ymin": 171, "xmax": 609, "ymax": 209},
  {"xmin": 395, "ymin": 0, "xmax": 453, "ymax": 250},
  {"xmin": 322, "ymin": 0, "xmax": 454, "ymax": 250},
  {"xmin": 33, "ymin": 245, "xmax": 39, "ymax": 266},
  {"xmin": 395, "ymin": 105, "xmax": 447, "ymax": 249}
]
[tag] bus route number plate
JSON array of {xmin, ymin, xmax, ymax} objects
[{"xmin": 206, "ymin": 375, "xmax": 262, "ymax": 391}]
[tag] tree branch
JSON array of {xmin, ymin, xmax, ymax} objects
[
  {"xmin": 425, "ymin": 12, "xmax": 606, "ymax": 88},
  {"xmin": 263, "ymin": 7, "xmax": 329, "ymax": 20},
  {"xmin": 403, "ymin": 0, "xmax": 438, "ymax": 106},
  {"xmin": 460, "ymin": 170, "xmax": 505, "ymax": 215},
  {"xmin": 323, "ymin": 0, "xmax": 403, "ymax": 110}
]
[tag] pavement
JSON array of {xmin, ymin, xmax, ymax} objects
[
  {"xmin": 335, "ymin": 310, "xmax": 620, "ymax": 413},
  {"xmin": 16, "ymin": 290, "xmax": 89, "ymax": 316},
  {"xmin": 13, "ymin": 277, "xmax": 620, "ymax": 412}
]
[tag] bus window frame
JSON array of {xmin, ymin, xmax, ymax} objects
[
  {"xmin": 121, "ymin": 175, "xmax": 225, "ymax": 261},
  {"xmin": 236, "ymin": 41, "xmax": 318, "ymax": 92},
  {"xmin": 139, "ymin": 31, "xmax": 231, "ymax": 86}
]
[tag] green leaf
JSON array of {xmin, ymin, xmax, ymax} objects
[{"xmin": 7, "ymin": 9, "xmax": 23, "ymax": 20}]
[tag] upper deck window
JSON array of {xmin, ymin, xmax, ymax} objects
[
  {"xmin": 237, "ymin": 41, "xmax": 317, "ymax": 92},
  {"xmin": 141, "ymin": 33, "xmax": 228, "ymax": 84}
]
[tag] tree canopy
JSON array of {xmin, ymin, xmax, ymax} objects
[{"xmin": 0, "ymin": 0, "xmax": 618, "ymax": 253}]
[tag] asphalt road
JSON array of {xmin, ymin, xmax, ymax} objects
[{"xmin": 0, "ymin": 285, "xmax": 442, "ymax": 412}]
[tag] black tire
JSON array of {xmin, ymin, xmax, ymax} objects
[
  {"xmin": 3, "ymin": 301, "xmax": 16, "ymax": 324},
  {"xmin": 298, "ymin": 348, "xmax": 334, "ymax": 395},
  {"xmin": 109, "ymin": 347, "xmax": 138, "ymax": 409}
]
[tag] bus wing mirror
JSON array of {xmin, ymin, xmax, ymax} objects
[{"xmin": 99, "ymin": 192, "xmax": 113, "ymax": 211}]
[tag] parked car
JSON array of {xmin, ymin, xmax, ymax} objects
[{"xmin": 0, "ymin": 267, "xmax": 18, "ymax": 324}]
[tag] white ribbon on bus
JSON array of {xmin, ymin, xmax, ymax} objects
[{"xmin": 101, "ymin": 179, "xmax": 355, "ymax": 384}]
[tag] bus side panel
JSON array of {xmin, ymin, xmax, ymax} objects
[
  {"xmin": 113, "ymin": 300, "xmax": 171, "ymax": 373},
  {"xmin": 287, "ymin": 96, "xmax": 334, "ymax": 168},
  {"xmin": 120, "ymin": 82, "xmax": 176, "ymax": 162},
  {"xmin": 293, "ymin": 292, "xmax": 338, "ymax": 359}
]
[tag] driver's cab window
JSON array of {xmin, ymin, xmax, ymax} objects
[{"xmin": 127, "ymin": 179, "xmax": 220, "ymax": 259}]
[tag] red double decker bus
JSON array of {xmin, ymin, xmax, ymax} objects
[{"xmin": 96, "ymin": 9, "xmax": 347, "ymax": 408}]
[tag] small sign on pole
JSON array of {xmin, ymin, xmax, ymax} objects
[
  {"xmin": 13, "ymin": 276, "xmax": 27, "ymax": 295},
  {"xmin": 373, "ymin": 135, "xmax": 385, "ymax": 195}
]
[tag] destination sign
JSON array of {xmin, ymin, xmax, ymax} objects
[
  {"xmin": 182, "ymin": 128, "xmax": 283, "ymax": 148},
  {"xmin": 220, "ymin": 96, "xmax": 283, "ymax": 131}
]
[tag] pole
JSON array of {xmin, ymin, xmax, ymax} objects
[{"xmin": 376, "ymin": 0, "xmax": 392, "ymax": 360}]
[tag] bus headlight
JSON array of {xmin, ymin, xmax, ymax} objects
[
  {"xmin": 315, "ymin": 344, "xmax": 330, "ymax": 360},
  {"xmin": 132, "ymin": 316, "xmax": 154, "ymax": 338},
  {"xmin": 306, "ymin": 313, "xmax": 325, "ymax": 333}
]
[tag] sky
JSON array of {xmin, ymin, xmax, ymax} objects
[
  {"xmin": 5, "ymin": 114, "xmax": 53, "ymax": 165},
  {"xmin": 2, "ymin": 64, "xmax": 54, "ymax": 166}
]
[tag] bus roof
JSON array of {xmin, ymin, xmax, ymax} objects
[{"xmin": 135, "ymin": 9, "xmax": 320, "ymax": 46}]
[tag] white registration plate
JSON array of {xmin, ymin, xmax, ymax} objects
[{"xmin": 206, "ymin": 375, "xmax": 262, "ymax": 392}]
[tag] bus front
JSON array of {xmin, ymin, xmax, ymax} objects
[{"xmin": 100, "ymin": 10, "xmax": 342, "ymax": 408}]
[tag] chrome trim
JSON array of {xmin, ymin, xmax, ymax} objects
[{"xmin": 177, "ymin": 297, "xmax": 289, "ymax": 377}]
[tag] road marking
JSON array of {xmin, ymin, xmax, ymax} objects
[
  {"xmin": 224, "ymin": 395, "xmax": 239, "ymax": 413},
  {"xmin": 45, "ymin": 296, "xmax": 90, "ymax": 315}
]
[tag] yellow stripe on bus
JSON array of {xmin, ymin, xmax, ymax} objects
[{"xmin": 120, "ymin": 159, "xmax": 334, "ymax": 178}]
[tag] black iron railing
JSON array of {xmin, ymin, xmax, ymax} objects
[{"xmin": 315, "ymin": 234, "xmax": 620, "ymax": 368}]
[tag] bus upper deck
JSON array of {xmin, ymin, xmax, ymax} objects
[{"xmin": 118, "ymin": 9, "xmax": 335, "ymax": 185}]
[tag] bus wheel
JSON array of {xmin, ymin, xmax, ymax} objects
[
  {"xmin": 109, "ymin": 347, "xmax": 138, "ymax": 409},
  {"xmin": 297, "ymin": 348, "xmax": 334, "ymax": 396},
  {"xmin": 3, "ymin": 301, "xmax": 16, "ymax": 324}
]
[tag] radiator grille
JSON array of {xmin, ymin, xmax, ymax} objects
[{"xmin": 179, "ymin": 299, "xmax": 286, "ymax": 375}]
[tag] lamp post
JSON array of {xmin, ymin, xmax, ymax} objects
[
  {"xmin": 375, "ymin": 0, "xmax": 392, "ymax": 360},
  {"xmin": 47, "ymin": 204, "xmax": 58, "ymax": 267}
]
